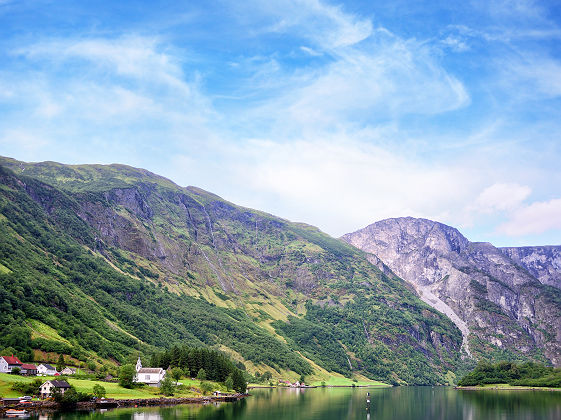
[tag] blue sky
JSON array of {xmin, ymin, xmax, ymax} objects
[{"xmin": 1, "ymin": 0, "xmax": 560, "ymax": 246}]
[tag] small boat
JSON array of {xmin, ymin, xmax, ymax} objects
[{"xmin": 5, "ymin": 409, "xmax": 29, "ymax": 418}]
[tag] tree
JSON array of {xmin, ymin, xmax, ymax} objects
[
  {"xmin": 169, "ymin": 367, "xmax": 183, "ymax": 385},
  {"xmin": 119, "ymin": 364, "xmax": 136, "ymax": 388},
  {"xmin": 56, "ymin": 354, "xmax": 66, "ymax": 372},
  {"xmin": 92, "ymin": 384, "xmax": 106, "ymax": 399},
  {"xmin": 11, "ymin": 367, "xmax": 21, "ymax": 375},
  {"xmin": 159, "ymin": 376, "xmax": 175, "ymax": 396},
  {"xmin": 199, "ymin": 381, "xmax": 213, "ymax": 395},
  {"xmin": 225, "ymin": 375, "xmax": 234, "ymax": 391},
  {"xmin": 232, "ymin": 369, "xmax": 246, "ymax": 393},
  {"xmin": 299, "ymin": 374, "xmax": 305, "ymax": 384},
  {"xmin": 196, "ymin": 368, "xmax": 206, "ymax": 380}
]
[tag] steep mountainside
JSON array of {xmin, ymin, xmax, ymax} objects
[
  {"xmin": 0, "ymin": 157, "xmax": 464, "ymax": 385},
  {"xmin": 342, "ymin": 217, "xmax": 561, "ymax": 366},
  {"xmin": 500, "ymin": 246, "xmax": 561, "ymax": 289}
]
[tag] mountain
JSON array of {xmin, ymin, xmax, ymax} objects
[
  {"xmin": 0, "ymin": 157, "xmax": 464, "ymax": 385},
  {"xmin": 500, "ymin": 246, "xmax": 561, "ymax": 289},
  {"xmin": 342, "ymin": 217, "xmax": 561, "ymax": 366}
]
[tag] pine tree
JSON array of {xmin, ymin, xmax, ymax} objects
[{"xmin": 56, "ymin": 354, "xmax": 66, "ymax": 372}]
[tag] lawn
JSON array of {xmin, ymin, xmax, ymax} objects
[
  {"xmin": 0, "ymin": 373, "xmax": 223, "ymax": 399},
  {"xmin": 308, "ymin": 376, "xmax": 389, "ymax": 387}
]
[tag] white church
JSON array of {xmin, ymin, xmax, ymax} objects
[{"xmin": 135, "ymin": 357, "xmax": 166, "ymax": 386}]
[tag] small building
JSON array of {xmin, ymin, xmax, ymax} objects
[
  {"xmin": 37, "ymin": 364, "xmax": 57, "ymax": 376},
  {"xmin": 40, "ymin": 380, "xmax": 71, "ymax": 399},
  {"xmin": 135, "ymin": 357, "xmax": 165, "ymax": 386},
  {"xmin": 0, "ymin": 355, "xmax": 23, "ymax": 373},
  {"xmin": 60, "ymin": 367, "xmax": 76, "ymax": 375},
  {"xmin": 21, "ymin": 364, "xmax": 38, "ymax": 376}
]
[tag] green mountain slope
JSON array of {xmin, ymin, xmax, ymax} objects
[{"xmin": 0, "ymin": 156, "xmax": 464, "ymax": 384}]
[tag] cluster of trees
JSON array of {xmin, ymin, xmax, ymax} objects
[
  {"xmin": 150, "ymin": 345, "xmax": 247, "ymax": 393},
  {"xmin": 458, "ymin": 361, "xmax": 561, "ymax": 387}
]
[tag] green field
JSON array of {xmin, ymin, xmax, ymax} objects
[
  {"xmin": 308, "ymin": 376, "xmax": 389, "ymax": 387},
  {"xmin": 0, "ymin": 373, "xmax": 224, "ymax": 399}
]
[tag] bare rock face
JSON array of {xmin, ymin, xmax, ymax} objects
[
  {"xmin": 501, "ymin": 246, "xmax": 561, "ymax": 289},
  {"xmin": 342, "ymin": 217, "xmax": 561, "ymax": 366}
]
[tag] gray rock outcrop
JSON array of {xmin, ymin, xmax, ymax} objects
[{"xmin": 342, "ymin": 217, "xmax": 561, "ymax": 366}]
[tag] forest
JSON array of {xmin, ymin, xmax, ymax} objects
[{"xmin": 458, "ymin": 361, "xmax": 561, "ymax": 387}]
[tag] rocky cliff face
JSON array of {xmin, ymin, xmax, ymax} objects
[
  {"xmin": 342, "ymin": 217, "xmax": 561, "ymax": 366},
  {"xmin": 500, "ymin": 246, "xmax": 561, "ymax": 289}
]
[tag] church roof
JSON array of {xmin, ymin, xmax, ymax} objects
[{"xmin": 138, "ymin": 368, "xmax": 164, "ymax": 374}]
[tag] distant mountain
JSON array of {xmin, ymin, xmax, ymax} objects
[
  {"xmin": 0, "ymin": 157, "xmax": 464, "ymax": 385},
  {"xmin": 342, "ymin": 217, "xmax": 561, "ymax": 366},
  {"xmin": 500, "ymin": 246, "xmax": 561, "ymax": 290}
]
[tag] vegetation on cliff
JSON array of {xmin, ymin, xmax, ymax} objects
[
  {"xmin": 458, "ymin": 361, "xmax": 561, "ymax": 387},
  {"xmin": 0, "ymin": 157, "xmax": 465, "ymax": 385}
]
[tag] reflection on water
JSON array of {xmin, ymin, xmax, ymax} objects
[{"xmin": 23, "ymin": 387, "xmax": 561, "ymax": 420}]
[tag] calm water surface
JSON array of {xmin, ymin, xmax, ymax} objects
[{"xmin": 26, "ymin": 387, "xmax": 561, "ymax": 420}]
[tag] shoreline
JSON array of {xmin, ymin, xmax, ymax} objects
[
  {"xmin": 0, "ymin": 394, "xmax": 248, "ymax": 414},
  {"xmin": 455, "ymin": 386, "xmax": 561, "ymax": 392},
  {"xmin": 247, "ymin": 384, "xmax": 390, "ymax": 390}
]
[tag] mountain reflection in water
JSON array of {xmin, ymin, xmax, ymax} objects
[{"xmin": 27, "ymin": 387, "xmax": 561, "ymax": 420}]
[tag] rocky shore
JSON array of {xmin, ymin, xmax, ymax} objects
[{"xmin": 0, "ymin": 394, "xmax": 248, "ymax": 414}]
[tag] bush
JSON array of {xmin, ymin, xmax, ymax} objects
[
  {"xmin": 118, "ymin": 364, "xmax": 136, "ymax": 388},
  {"xmin": 196, "ymin": 368, "xmax": 206, "ymax": 380},
  {"xmin": 11, "ymin": 379, "xmax": 42, "ymax": 396},
  {"xmin": 54, "ymin": 386, "xmax": 91, "ymax": 408},
  {"xmin": 225, "ymin": 375, "xmax": 234, "ymax": 391},
  {"xmin": 199, "ymin": 381, "xmax": 213, "ymax": 395},
  {"xmin": 159, "ymin": 376, "xmax": 175, "ymax": 396},
  {"xmin": 92, "ymin": 384, "xmax": 106, "ymax": 398}
]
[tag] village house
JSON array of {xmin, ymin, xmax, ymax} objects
[
  {"xmin": 135, "ymin": 357, "xmax": 166, "ymax": 386},
  {"xmin": 37, "ymin": 363, "xmax": 57, "ymax": 376},
  {"xmin": 39, "ymin": 380, "xmax": 71, "ymax": 399},
  {"xmin": 0, "ymin": 355, "xmax": 23, "ymax": 373},
  {"xmin": 60, "ymin": 367, "xmax": 76, "ymax": 375},
  {"xmin": 21, "ymin": 363, "xmax": 38, "ymax": 376}
]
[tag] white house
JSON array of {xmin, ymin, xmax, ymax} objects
[
  {"xmin": 39, "ymin": 380, "xmax": 71, "ymax": 399},
  {"xmin": 37, "ymin": 364, "xmax": 57, "ymax": 376},
  {"xmin": 135, "ymin": 357, "xmax": 165, "ymax": 386},
  {"xmin": 0, "ymin": 355, "xmax": 23, "ymax": 373},
  {"xmin": 60, "ymin": 367, "xmax": 76, "ymax": 375}
]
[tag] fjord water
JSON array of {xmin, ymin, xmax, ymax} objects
[{"xmin": 39, "ymin": 387, "xmax": 561, "ymax": 420}]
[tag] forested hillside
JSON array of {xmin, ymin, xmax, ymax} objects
[{"xmin": 0, "ymin": 156, "xmax": 465, "ymax": 384}]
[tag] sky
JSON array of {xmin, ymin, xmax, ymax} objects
[{"xmin": 0, "ymin": 0, "xmax": 560, "ymax": 246}]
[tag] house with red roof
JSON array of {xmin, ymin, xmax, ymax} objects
[
  {"xmin": 21, "ymin": 363, "xmax": 38, "ymax": 376},
  {"xmin": 0, "ymin": 355, "xmax": 23, "ymax": 373}
]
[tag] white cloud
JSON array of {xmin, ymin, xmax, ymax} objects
[
  {"xmin": 245, "ymin": 35, "xmax": 470, "ymax": 134},
  {"xmin": 498, "ymin": 198, "xmax": 561, "ymax": 235},
  {"xmin": 503, "ymin": 54, "xmax": 561, "ymax": 98},
  {"xmin": 474, "ymin": 183, "xmax": 531, "ymax": 214},
  {"xmin": 166, "ymin": 135, "xmax": 487, "ymax": 237},
  {"xmin": 0, "ymin": 35, "xmax": 215, "ymax": 149},
  {"xmin": 257, "ymin": 0, "xmax": 373, "ymax": 50}
]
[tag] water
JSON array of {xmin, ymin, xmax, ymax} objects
[{"xmin": 25, "ymin": 387, "xmax": 561, "ymax": 420}]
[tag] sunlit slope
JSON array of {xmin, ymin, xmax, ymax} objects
[{"xmin": 0, "ymin": 156, "xmax": 464, "ymax": 384}]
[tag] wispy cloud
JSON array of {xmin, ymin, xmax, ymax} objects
[
  {"xmin": 1, "ymin": 0, "xmax": 561, "ymax": 246},
  {"xmin": 498, "ymin": 198, "xmax": 561, "ymax": 236}
]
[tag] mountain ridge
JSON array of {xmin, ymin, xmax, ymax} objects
[
  {"xmin": 0, "ymin": 156, "xmax": 464, "ymax": 385},
  {"xmin": 342, "ymin": 217, "xmax": 561, "ymax": 366}
]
